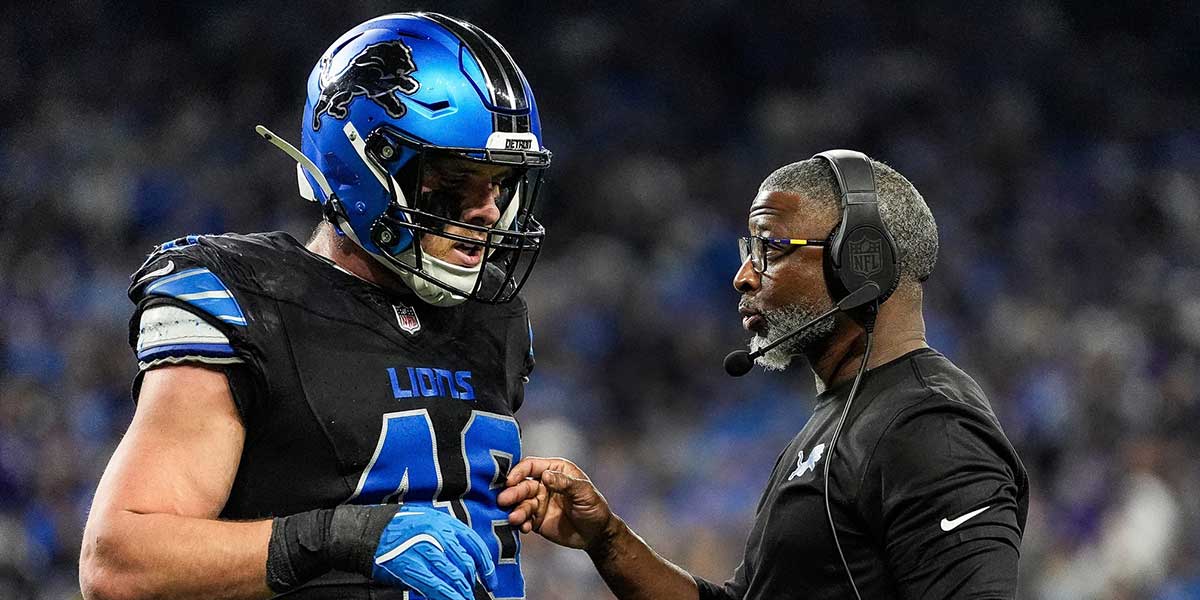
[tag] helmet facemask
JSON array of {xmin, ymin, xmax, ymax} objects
[{"xmin": 358, "ymin": 125, "xmax": 549, "ymax": 306}]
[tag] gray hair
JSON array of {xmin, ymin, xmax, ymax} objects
[{"xmin": 759, "ymin": 156, "xmax": 938, "ymax": 286}]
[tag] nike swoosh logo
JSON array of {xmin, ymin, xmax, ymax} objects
[
  {"xmin": 374, "ymin": 533, "xmax": 444, "ymax": 564},
  {"xmin": 940, "ymin": 505, "xmax": 991, "ymax": 531},
  {"xmin": 136, "ymin": 260, "xmax": 174, "ymax": 285}
]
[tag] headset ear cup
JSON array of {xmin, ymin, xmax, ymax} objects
[
  {"xmin": 836, "ymin": 225, "xmax": 899, "ymax": 304},
  {"xmin": 813, "ymin": 149, "xmax": 902, "ymax": 308}
]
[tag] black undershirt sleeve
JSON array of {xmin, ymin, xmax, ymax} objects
[{"xmin": 861, "ymin": 395, "xmax": 1025, "ymax": 599}]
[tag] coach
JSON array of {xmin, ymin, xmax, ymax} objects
[{"xmin": 499, "ymin": 151, "xmax": 1028, "ymax": 599}]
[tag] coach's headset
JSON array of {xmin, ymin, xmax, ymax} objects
[
  {"xmin": 817, "ymin": 150, "xmax": 898, "ymax": 600},
  {"xmin": 818, "ymin": 149, "xmax": 900, "ymax": 311}
]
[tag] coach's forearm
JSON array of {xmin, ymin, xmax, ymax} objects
[
  {"xmin": 585, "ymin": 515, "xmax": 700, "ymax": 600},
  {"xmin": 80, "ymin": 510, "xmax": 273, "ymax": 600}
]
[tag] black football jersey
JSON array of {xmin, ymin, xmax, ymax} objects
[
  {"xmin": 126, "ymin": 232, "xmax": 534, "ymax": 600},
  {"xmin": 695, "ymin": 349, "xmax": 1028, "ymax": 600}
]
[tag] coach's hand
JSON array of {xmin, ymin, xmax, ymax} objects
[{"xmin": 499, "ymin": 457, "xmax": 618, "ymax": 550}]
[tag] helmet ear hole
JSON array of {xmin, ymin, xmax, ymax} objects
[
  {"xmin": 371, "ymin": 220, "xmax": 402, "ymax": 251},
  {"xmin": 366, "ymin": 130, "xmax": 401, "ymax": 164}
]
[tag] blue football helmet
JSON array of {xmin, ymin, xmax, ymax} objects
[{"xmin": 258, "ymin": 13, "xmax": 550, "ymax": 306}]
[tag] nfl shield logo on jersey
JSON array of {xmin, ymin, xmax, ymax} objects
[{"xmin": 393, "ymin": 303, "xmax": 421, "ymax": 334}]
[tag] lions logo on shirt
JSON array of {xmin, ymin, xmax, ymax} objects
[{"xmin": 788, "ymin": 443, "xmax": 825, "ymax": 481}]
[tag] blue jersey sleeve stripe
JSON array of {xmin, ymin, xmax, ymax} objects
[
  {"xmin": 186, "ymin": 297, "xmax": 243, "ymax": 321},
  {"xmin": 144, "ymin": 268, "xmax": 214, "ymax": 293},
  {"xmin": 136, "ymin": 342, "xmax": 237, "ymax": 361},
  {"xmin": 144, "ymin": 267, "xmax": 248, "ymax": 326}
]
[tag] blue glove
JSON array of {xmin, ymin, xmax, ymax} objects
[
  {"xmin": 371, "ymin": 505, "xmax": 499, "ymax": 600},
  {"xmin": 265, "ymin": 503, "xmax": 498, "ymax": 598}
]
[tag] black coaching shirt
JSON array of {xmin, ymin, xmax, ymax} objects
[{"xmin": 695, "ymin": 349, "xmax": 1028, "ymax": 600}]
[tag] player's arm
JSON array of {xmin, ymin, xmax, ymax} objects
[
  {"xmin": 866, "ymin": 398, "xmax": 1027, "ymax": 599},
  {"xmin": 500, "ymin": 457, "xmax": 713, "ymax": 600},
  {"xmin": 79, "ymin": 364, "xmax": 273, "ymax": 600}
]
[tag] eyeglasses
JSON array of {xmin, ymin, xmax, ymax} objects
[{"xmin": 738, "ymin": 235, "xmax": 828, "ymax": 273}]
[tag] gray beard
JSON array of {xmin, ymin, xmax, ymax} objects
[{"xmin": 749, "ymin": 303, "xmax": 837, "ymax": 371}]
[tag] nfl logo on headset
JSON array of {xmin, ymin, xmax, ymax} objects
[
  {"xmin": 393, "ymin": 304, "xmax": 421, "ymax": 334},
  {"xmin": 849, "ymin": 236, "xmax": 882, "ymax": 277}
]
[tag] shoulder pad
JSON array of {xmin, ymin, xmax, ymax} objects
[
  {"xmin": 157, "ymin": 234, "xmax": 203, "ymax": 253},
  {"xmin": 143, "ymin": 267, "xmax": 247, "ymax": 326},
  {"xmin": 134, "ymin": 234, "xmax": 204, "ymax": 273}
]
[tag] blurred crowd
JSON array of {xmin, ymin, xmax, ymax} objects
[{"xmin": 1, "ymin": 1, "xmax": 1198, "ymax": 598}]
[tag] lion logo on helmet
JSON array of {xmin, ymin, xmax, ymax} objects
[{"xmin": 311, "ymin": 40, "xmax": 421, "ymax": 131}]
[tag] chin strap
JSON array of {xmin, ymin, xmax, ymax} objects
[
  {"xmin": 392, "ymin": 248, "xmax": 476, "ymax": 307},
  {"xmin": 400, "ymin": 271, "xmax": 470, "ymax": 307}
]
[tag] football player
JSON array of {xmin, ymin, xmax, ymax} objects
[{"xmin": 80, "ymin": 13, "xmax": 549, "ymax": 600}]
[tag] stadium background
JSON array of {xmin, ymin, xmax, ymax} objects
[{"xmin": 1, "ymin": 1, "xmax": 1198, "ymax": 598}]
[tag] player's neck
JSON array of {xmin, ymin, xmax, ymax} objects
[
  {"xmin": 306, "ymin": 222, "xmax": 410, "ymax": 295},
  {"xmin": 809, "ymin": 286, "xmax": 929, "ymax": 393}
]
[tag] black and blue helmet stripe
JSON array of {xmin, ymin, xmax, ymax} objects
[{"xmin": 420, "ymin": 13, "xmax": 532, "ymax": 134}]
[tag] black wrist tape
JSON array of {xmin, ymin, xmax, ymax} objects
[
  {"xmin": 266, "ymin": 508, "xmax": 333, "ymax": 592},
  {"xmin": 265, "ymin": 504, "xmax": 397, "ymax": 593},
  {"xmin": 328, "ymin": 504, "xmax": 399, "ymax": 574}
]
